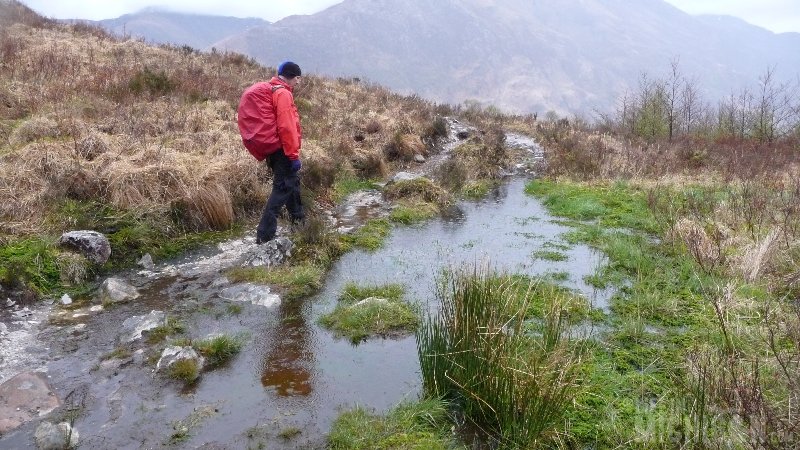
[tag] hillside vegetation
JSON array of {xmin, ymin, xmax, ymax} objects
[{"xmin": 0, "ymin": 1, "xmax": 499, "ymax": 295}]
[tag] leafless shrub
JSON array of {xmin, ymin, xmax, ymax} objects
[{"xmin": 670, "ymin": 218, "xmax": 723, "ymax": 271}]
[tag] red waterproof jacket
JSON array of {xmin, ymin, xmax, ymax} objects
[{"xmin": 238, "ymin": 76, "xmax": 302, "ymax": 161}]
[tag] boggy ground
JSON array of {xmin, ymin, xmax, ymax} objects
[{"xmin": 0, "ymin": 117, "xmax": 553, "ymax": 449}]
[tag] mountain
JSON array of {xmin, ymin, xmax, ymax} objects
[
  {"xmin": 211, "ymin": 0, "xmax": 800, "ymax": 115},
  {"xmin": 92, "ymin": 8, "xmax": 268, "ymax": 49}
]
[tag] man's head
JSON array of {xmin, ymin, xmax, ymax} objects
[{"xmin": 278, "ymin": 61, "xmax": 302, "ymax": 86}]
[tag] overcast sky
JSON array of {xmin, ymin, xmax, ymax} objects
[{"xmin": 21, "ymin": 0, "xmax": 800, "ymax": 33}]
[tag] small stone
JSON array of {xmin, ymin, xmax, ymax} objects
[
  {"xmin": 89, "ymin": 305, "xmax": 104, "ymax": 312},
  {"xmin": 60, "ymin": 294, "xmax": 72, "ymax": 306},
  {"xmin": 414, "ymin": 154, "xmax": 426, "ymax": 163},
  {"xmin": 0, "ymin": 323, "xmax": 7, "ymax": 335},
  {"xmin": 34, "ymin": 421, "xmax": 79, "ymax": 450},
  {"xmin": 100, "ymin": 278, "xmax": 140, "ymax": 304},
  {"xmin": 137, "ymin": 253, "xmax": 155, "ymax": 270}
]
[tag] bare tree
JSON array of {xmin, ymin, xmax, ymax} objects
[
  {"xmin": 752, "ymin": 67, "xmax": 797, "ymax": 143},
  {"xmin": 680, "ymin": 75, "xmax": 703, "ymax": 135},
  {"xmin": 665, "ymin": 58, "xmax": 684, "ymax": 141}
]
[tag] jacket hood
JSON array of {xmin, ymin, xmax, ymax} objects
[{"xmin": 269, "ymin": 76, "xmax": 294, "ymax": 92}]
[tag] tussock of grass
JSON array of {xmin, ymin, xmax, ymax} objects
[
  {"xmin": 320, "ymin": 283, "xmax": 417, "ymax": 343},
  {"xmin": 342, "ymin": 219, "xmax": 392, "ymax": 251},
  {"xmin": 417, "ymin": 267, "xmax": 584, "ymax": 448},
  {"xmin": 328, "ymin": 399, "xmax": 455, "ymax": 450},
  {"xmin": 194, "ymin": 335, "xmax": 243, "ymax": 368},
  {"xmin": 227, "ymin": 263, "xmax": 324, "ymax": 301},
  {"xmin": 384, "ymin": 178, "xmax": 450, "ymax": 206},
  {"xmin": 461, "ymin": 180, "xmax": 496, "ymax": 199},
  {"xmin": 389, "ymin": 200, "xmax": 439, "ymax": 225},
  {"xmin": 168, "ymin": 358, "xmax": 199, "ymax": 384},
  {"xmin": 291, "ymin": 216, "xmax": 349, "ymax": 269}
]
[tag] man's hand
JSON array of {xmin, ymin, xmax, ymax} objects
[{"xmin": 290, "ymin": 159, "xmax": 302, "ymax": 173}]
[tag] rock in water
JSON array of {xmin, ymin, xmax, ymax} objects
[
  {"xmin": 0, "ymin": 372, "xmax": 60, "ymax": 434},
  {"xmin": 100, "ymin": 278, "xmax": 140, "ymax": 303},
  {"xmin": 242, "ymin": 237, "xmax": 293, "ymax": 267},
  {"xmin": 58, "ymin": 230, "xmax": 111, "ymax": 264},
  {"xmin": 34, "ymin": 421, "xmax": 79, "ymax": 450}
]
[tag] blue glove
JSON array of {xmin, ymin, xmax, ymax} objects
[{"xmin": 290, "ymin": 159, "xmax": 302, "ymax": 172}]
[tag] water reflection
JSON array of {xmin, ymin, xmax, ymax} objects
[{"xmin": 260, "ymin": 300, "xmax": 314, "ymax": 396}]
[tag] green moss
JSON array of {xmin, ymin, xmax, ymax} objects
[
  {"xmin": 227, "ymin": 263, "xmax": 324, "ymax": 301},
  {"xmin": 525, "ymin": 179, "xmax": 661, "ymax": 234},
  {"xmin": 332, "ymin": 174, "xmax": 380, "ymax": 203},
  {"xmin": 342, "ymin": 219, "xmax": 392, "ymax": 251},
  {"xmin": 390, "ymin": 200, "xmax": 439, "ymax": 225},
  {"xmin": 320, "ymin": 283, "xmax": 417, "ymax": 343},
  {"xmin": 328, "ymin": 399, "xmax": 456, "ymax": 450}
]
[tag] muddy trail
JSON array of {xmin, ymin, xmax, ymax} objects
[{"xmin": 0, "ymin": 122, "xmax": 609, "ymax": 449}]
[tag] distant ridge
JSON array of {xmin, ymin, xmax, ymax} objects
[
  {"xmin": 211, "ymin": 0, "xmax": 800, "ymax": 114},
  {"xmin": 93, "ymin": 10, "xmax": 268, "ymax": 49}
]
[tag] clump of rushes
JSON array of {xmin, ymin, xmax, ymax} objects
[
  {"xmin": 168, "ymin": 358, "xmax": 200, "ymax": 384},
  {"xmin": 319, "ymin": 282, "xmax": 418, "ymax": 343},
  {"xmin": 417, "ymin": 267, "xmax": 583, "ymax": 448},
  {"xmin": 328, "ymin": 399, "xmax": 455, "ymax": 450},
  {"xmin": 227, "ymin": 263, "xmax": 324, "ymax": 301},
  {"xmin": 194, "ymin": 334, "xmax": 243, "ymax": 368}
]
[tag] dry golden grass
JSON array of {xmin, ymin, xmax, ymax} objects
[{"xmin": 0, "ymin": 11, "xmax": 456, "ymax": 240}]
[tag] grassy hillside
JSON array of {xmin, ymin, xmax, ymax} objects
[{"xmin": 0, "ymin": 1, "xmax": 498, "ymax": 295}]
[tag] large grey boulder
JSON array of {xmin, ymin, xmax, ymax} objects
[
  {"xmin": 58, "ymin": 230, "xmax": 111, "ymax": 264},
  {"xmin": 34, "ymin": 421, "xmax": 79, "ymax": 450},
  {"xmin": 100, "ymin": 277, "xmax": 140, "ymax": 304},
  {"xmin": 0, "ymin": 372, "xmax": 60, "ymax": 434},
  {"xmin": 242, "ymin": 237, "xmax": 293, "ymax": 268}
]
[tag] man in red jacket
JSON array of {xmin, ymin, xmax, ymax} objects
[{"xmin": 256, "ymin": 61, "xmax": 304, "ymax": 244}]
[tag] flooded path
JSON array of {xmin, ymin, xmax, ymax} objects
[{"xmin": 0, "ymin": 133, "xmax": 608, "ymax": 449}]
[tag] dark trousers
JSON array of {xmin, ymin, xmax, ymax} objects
[{"xmin": 257, "ymin": 149, "xmax": 303, "ymax": 242}]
